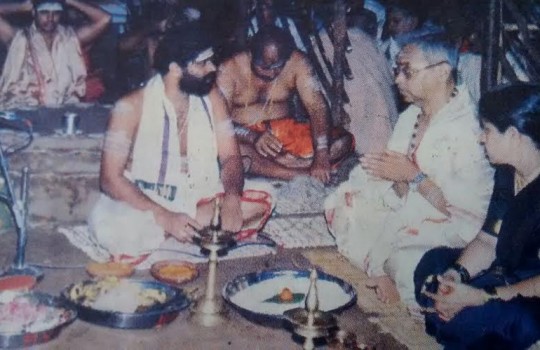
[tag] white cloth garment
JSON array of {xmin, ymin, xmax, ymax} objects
[
  {"xmin": 315, "ymin": 27, "xmax": 398, "ymax": 154},
  {"xmin": 89, "ymin": 75, "xmax": 222, "ymax": 256},
  {"xmin": 458, "ymin": 52, "xmax": 481, "ymax": 104},
  {"xmin": 324, "ymin": 86, "xmax": 494, "ymax": 304},
  {"xmin": 0, "ymin": 24, "xmax": 86, "ymax": 109}
]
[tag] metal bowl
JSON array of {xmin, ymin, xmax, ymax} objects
[
  {"xmin": 222, "ymin": 269, "xmax": 357, "ymax": 328},
  {"xmin": 150, "ymin": 260, "xmax": 199, "ymax": 286},
  {"xmin": 61, "ymin": 279, "xmax": 190, "ymax": 329},
  {"xmin": 0, "ymin": 291, "xmax": 77, "ymax": 349}
]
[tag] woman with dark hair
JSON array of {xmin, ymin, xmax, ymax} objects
[{"xmin": 414, "ymin": 84, "xmax": 540, "ymax": 349}]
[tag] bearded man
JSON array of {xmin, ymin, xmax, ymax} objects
[
  {"xmin": 0, "ymin": 0, "xmax": 111, "ymax": 109},
  {"xmin": 87, "ymin": 24, "xmax": 271, "ymax": 260}
]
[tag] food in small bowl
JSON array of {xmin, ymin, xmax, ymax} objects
[
  {"xmin": 67, "ymin": 277, "xmax": 168, "ymax": 314},
  {"xmin": 0, "ymin": 275, "xmax": 37, "ymax": 292},
  {"xmin": 150, "ymin": 260, "xmax": 198, "ymax": 285},
  {"xmin": 86, "ymin": 261, "xmax": 135, "ymax": 278}
]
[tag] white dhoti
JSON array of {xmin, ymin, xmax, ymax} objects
[{"xmin": 325, "ymin": 86, "xmax": 494, "ymax": 304}]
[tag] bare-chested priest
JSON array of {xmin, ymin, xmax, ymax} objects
[{"xmin": 217, "ymin": 25, "xmax": 353, "ymax": 183}]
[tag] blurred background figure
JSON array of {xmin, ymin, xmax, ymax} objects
[
  {"xmin": 116, "ymin": 0, "xmax": 201, "ymax": 94},
  {"xmin": 0, "ymin": 0, "xmax": 111, "ymax": 109}
]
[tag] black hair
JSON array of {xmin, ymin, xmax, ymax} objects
[
  {"xmin": 153, "ymin": 23, "xmax": 214, "ymax": 75},
  {"xmin": 479, "ymin": 84, "xmax": 540, "ymax": 148},
  {"xmin": 249, "ymin": 25, "xmax": 295, "ymax": 63},
  {"xmin": 387, "ymin": 0, "xmax": 427, "ymax": 25}
]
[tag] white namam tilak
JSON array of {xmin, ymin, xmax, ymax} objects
[
  {"xmin": 194, "ymin": 48, "xmax": 214, "ymax": 63},
  {"xmin": 36, "ymin": 2, "xmax": 64, "ymax": 11}
]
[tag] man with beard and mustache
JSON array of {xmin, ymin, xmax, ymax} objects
[
  {"xmin": 86, "ymin": 25, "xmax": 273, "ymax": 260},
  {"xmin": 217, "ymin": 25, "xmax": 353, "ymax": 183},
  {"xmin": 0, "ymin": 0, "xmax": 111, "ymax": 109}
]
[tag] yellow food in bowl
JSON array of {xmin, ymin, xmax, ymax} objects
[{"xmin": 158, "ymin": 265, "xmax": 196, "ymax": 281}]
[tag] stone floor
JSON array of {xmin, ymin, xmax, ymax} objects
[
  {"xmin": 0, "ymin": 229, "xmax": 409, "ymax": 350},
  {"xmin": 0, "ymin": 106, "xmax": 431, "ymax": 349}
]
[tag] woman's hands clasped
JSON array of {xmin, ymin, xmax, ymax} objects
[
  {"xmin": 422, "ymin": 275, "xmax": 486, "ymax": 321},
  {"xmin": 360, "ymin": 150, "xmax": 420, "ymax": 182}
]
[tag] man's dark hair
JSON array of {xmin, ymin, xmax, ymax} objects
[
  {"xmin": 153, "ymin": 23, "xmax": 214, "ymax": 75},
  {"xmin": 249, "ymin": 25, "xmax": 295, "ymax": 63},
  {"xmin": 387, "ymin": 0, "xmax": 427, "ymax": 25}
]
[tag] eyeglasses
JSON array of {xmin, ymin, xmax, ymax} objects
[
  {"xmin": 393, "ymin": 61, "xmax": 449, "ymax": 79},
  {"xmin": 253, "ymin": 59, "xmax": 287, "ymax": 71}
]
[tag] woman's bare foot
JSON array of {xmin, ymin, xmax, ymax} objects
[{"xmin": 366, "ymin": 276, "xmax": 401, "ymax": 304}]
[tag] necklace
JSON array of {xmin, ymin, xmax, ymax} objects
[
  {"xmin": 408, "ymin": 113, "xmax": 423, "ymax": 157},
  {"xmin": 244, "ymin": 65, "xmax": 278, "ymax": 126},
  {"xmin": 408, "ymin": 88, "xmax": 458, "ymax": 158},
  {"xmin": 514, "ymin": 165, "xmax": 540, "ymax": 194}
]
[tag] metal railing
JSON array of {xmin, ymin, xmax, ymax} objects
[{"xmin": 481, "ymin": 0, "xmax": 540, "ymax": 91}]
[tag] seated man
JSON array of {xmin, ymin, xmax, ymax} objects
[
  {"xmin": 217, "ymin": 25, "xmax": 353, "ymax": 183},
  {"xmin": 88, "ymin": 24, "xmax": 271, "ymax": 259},
  {"xmin": 0, "ymin": 0, "xmax": 111, "ymax": 109},
  {"xmin": 325, "ymin": 35, "xmax": 494, "ymax": 306}
]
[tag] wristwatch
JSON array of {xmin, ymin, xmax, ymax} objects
[
  {"xmin": 410, "ymin": 171, "xmax": 428, "ymax": 192},
  {"xmin": 482, "ymin": 285, "xmax": 500, "ymax": 302}
]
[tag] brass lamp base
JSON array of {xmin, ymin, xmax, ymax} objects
[{"xmin": 190, "ymin": 298, "xmax": 228, "ymax": 327}]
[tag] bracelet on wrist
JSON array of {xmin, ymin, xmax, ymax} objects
[
  {"xmin": 482, "ymin": 285, "xmax": 500, "ymax": 303},
  {"xmin": 450, "ymin": 263, "xmax": 471, "ymax": 283},
  {"xmin": 315, "ymin": 135, "xmax": 328, "ymax": 150}
]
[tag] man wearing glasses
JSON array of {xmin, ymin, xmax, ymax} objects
[
  {"xmin": 0, "ymin": 0, "xmax": 110, "ymax": 109},
  {"xmin": 217, "ymin": 25, "xmax": 353, "ymax": 183},
  {"xmin": 325, "ymin": 34, "xmax": 493, "ymax": 308}
]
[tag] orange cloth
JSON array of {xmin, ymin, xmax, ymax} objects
[{"xmin": 249, "ymin": 118, "xmax": 314, "ymax": 158}]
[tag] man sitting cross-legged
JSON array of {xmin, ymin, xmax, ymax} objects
[
  {"xmin": 88, "ymin": 24, "xmax": 272, "ymax": 260},
  {"xmin": 217, "ymin": 25, "xmax": 353, "ymax": 183}
]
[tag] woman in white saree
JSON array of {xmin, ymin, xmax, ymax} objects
[{"xmin": 324, "ymin": 35, "xmax": 494, "ymax": 306}]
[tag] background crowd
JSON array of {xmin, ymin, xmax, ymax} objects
[{"xmin": 0, "ymin": 0, "xmax": 537, "ymax": 107}]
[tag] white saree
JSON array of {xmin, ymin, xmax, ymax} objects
[{"xmin": 324, "ymin": 86, "xmax": 494, "ymax": 304}]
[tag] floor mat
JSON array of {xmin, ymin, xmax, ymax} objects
[
  {"xmin": 59, "ymin": 225, "xmax": 276, "ymax": 268},
  {"xmin": 263, "ymin": 213, "xmax": 336, "ymax": 249}
]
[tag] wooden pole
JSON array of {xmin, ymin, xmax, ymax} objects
[{"xmin": 331, "ymin": 0, "xmax": 346, "ymax": 127}]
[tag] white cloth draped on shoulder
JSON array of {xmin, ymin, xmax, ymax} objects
[
  {"xmin": 89, "ymin": 75, "xmax": 274, "ymax": 259},
  {"xmin": 89, "ymin": 75, "xmax": 221, "ymax": 257},
  {"xmin": 0, "ymin": 24, "xmax": 86, "ymax": 109},
  {"xmin": 324, "ymin": 86, "xmax": 494, "ymax": 304}
]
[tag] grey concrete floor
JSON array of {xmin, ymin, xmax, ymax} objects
[
  {"xmin": 0, "ymin": 228, "xmax": 406, "ymax": 350},
  {"xmin": 0, "ymin": 180, "xmax": 408, "ymax": 349}
]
